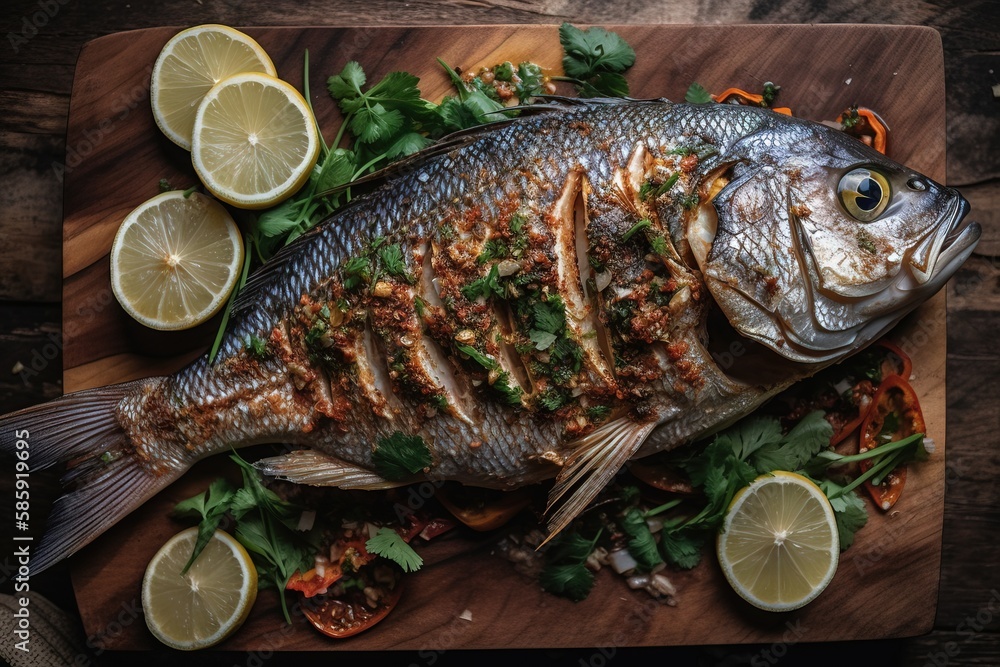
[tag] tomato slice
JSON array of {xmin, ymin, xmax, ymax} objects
[
  {"xmin": 287, "ymin": 536, "xmax": 372, "ymax": 598},
  {"xmin": 301, "ymin": 566, "xmax": 404, "ymax": 638},
  {"xmin": 858, "ymin": 374, "xmax": 925, "ymax": 510}
]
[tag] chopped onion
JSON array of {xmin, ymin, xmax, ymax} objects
[
  {"xmin": 297, "ymin": 510, "xmax": 317, "ymax": 531},
  {"xmin": 595, "ymin": 271, "xmax": 612, "ymax": 292},
  {"xmin": 609, "ymin": 548, "xmax": 638, "ymax": 574}
]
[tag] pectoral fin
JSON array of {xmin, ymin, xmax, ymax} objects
[
  {"xmin": 254, "ymin": 450, "xmax": 405, "ymax": 490},
  {"xmin": 543, "ymin": 418, "xmax": 656, "ymax": 544}
]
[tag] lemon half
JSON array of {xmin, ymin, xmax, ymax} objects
[
  {"xmin": 110, "ymin": 190, "xmax": 244, "ymax": 330},
  {"xmin": 151, "ymin": 24, "xmax": 277, "ymax": 151},
  {"xmin": 191, "ymin": 72, "xmax": 320, "ymax": 209},
  {"xmin": 142, "ymin": 527, "xmax": 258, "ymax": 650},
  {"xmin": 716, "ymin": 471, "xmax": 839, "ymax": 612}
]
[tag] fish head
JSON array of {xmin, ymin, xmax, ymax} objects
[{"xmin": 689, "ymin": 116, "xmax": 980, "ymax": 364}]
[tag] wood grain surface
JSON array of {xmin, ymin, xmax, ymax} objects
[
  {"xmin": 61, "ymin": 24, "xmax": 947, "ymax": 651},
  {"xmin": 0, "ymin": 1, "xmax": 998, "ymax": 665}
]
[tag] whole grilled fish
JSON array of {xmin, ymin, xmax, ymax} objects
[{"xmin": 1, "ymin": 99, "xmax": 980, "ymax": 572}]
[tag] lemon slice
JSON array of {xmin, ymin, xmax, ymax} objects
[
  {"xmin": 717, "ymin": 471, "xmax": 839, "ymax": 612},
  {"xmin": 110, "ymin": 190, "xmax": 244, "ymax": 330},
  {"xmin": 191, "ymin": 72, "xmax": 320, "ymax": 209},
  {"xmin": 151, "ymin": 24, "xmax": 277, "ymax": 150},
  {"xmin": 142, "ymin": 527, "xmax": 258, "ymax": 650}
]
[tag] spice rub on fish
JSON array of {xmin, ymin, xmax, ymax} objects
[{"xmin": 1, "ymin": 99, "xmax": 980, "ymax": 571}]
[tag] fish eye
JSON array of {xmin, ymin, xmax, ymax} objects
[{"xmin": 838, "ymin": 168, "xmax": 891, "ymax": 222}]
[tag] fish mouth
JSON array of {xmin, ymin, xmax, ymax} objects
[{"xmin": 907, "ymin": 195, "xmax": 980, "ymax": 285}]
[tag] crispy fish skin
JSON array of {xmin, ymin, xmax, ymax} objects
[{"xmin": 0, "ymin": 100, "xmax": 979, "ymax": 571}]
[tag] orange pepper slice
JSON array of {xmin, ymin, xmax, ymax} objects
[
  {"xmin": 711, "ymin": 87, "xmax": 792, "ymax": 116},
  {"xmin": 836, "ymin": 106, "xmax": 889, "ymax": 155}
]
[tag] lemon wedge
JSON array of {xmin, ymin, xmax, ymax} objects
[
  {"xmin": 191, "ymin": 72, "xmax": 319, "ymax": 209},
  {"xmin": 151, "ymin": 24, "xmax": 277, "ymax": 151},
  {"xmin": 716, "ymin": 471, "xmax": 839, "ymax": 612},
  {"xmin": 142, "ymin": 527, "xmax": 258, "ymax": 650},
  {"xmin": 110, "ymin": 190, "xmax": 244, "ymax": 330}
]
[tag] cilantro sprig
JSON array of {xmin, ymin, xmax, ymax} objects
[
  {"xmin": 539, "ymin": 529, "xmax": 603, "ymax": 601},
  {"xmin": 173, "ymin": 452, "xmax": 318, "ymax": 623},
  {"xmin": 365, "ymin": 527, "xmax": 424, "ymax": 572},
  {"xmin": 556, "ymin": 23, "xmax": 636, "ymax": 97}
]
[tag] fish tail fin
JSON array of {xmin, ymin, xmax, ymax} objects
[{"xmin": 0, "ymin": 378, "xmax": 188, "ymax": 573}]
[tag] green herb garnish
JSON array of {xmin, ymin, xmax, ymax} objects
[
  {"xmin": 372, "ymin": 431, "xmax": 433, "ymax": 481},
  {"xmin": 365, "ymin": 527, "xmax": 423, "ymax": 572}
]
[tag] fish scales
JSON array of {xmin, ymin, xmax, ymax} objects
[{"xmin": 0, "ymin": 99, "xmax": 980, "ymax": 571}]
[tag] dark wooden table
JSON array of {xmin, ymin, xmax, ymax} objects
[{"xmin": 1, "ymin": 1, "xmax": 997, "ymax": 665}]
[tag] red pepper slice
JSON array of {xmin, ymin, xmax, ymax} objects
[
  {"xmin": 875, "ymin": 340, "xmax": 912, "ymax": 381},
  {"xmin": 858, "ymin": 374, "xmax": 925, "ymax": 510}
]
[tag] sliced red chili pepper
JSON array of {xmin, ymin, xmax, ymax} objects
[
  {"xmin": 875, "ymin": 339, "xmax": 912, "ymax": 381},
  {"xmin": 436, "ymin": 484, "xmax": 533, "ymax": 531},
  {"xmin": 858, "ymin": 374, "xmax": 925, "ymax": 510}
]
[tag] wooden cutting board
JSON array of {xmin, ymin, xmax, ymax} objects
[{"xmin": 63, "ymin": 25, "xmax": 948, "ymax": 650}]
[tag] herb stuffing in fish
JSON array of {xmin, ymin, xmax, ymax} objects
[{"xmin": 0, "ymin": 98, "xmax": 980, "ymax": 572}]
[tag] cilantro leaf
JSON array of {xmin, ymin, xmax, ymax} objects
[
  {"xmin": 310, "ymin": 148, "xmax": 356, "ymax": 193},
  {"xmin": 327, "ymin": 61, "xmax": 366, "ymax": 101},
  {"xmin": 578, "ymin": 71, "xmax": 630, "ymax": 98},
  {"xmin": 685, "ymin": 82, "xmax": 713, "ymax": 104},
  {"xmin": 539, "ymin": 529, "xmax": 602, "ymax": 601},
  {"xmin": 255, "ymin": 199, "xmax": 305, "ymax": 238},
  {"xmin": 530, "ymin": 330, "xmax": 558, "ymax": 351},
  {"xmin": 818, "ymin": 478, "xmax": 869, "ymax": 550},
  {"xmin": 539, "ymin": 563, "xmax": 596, "ymax": 602},
  {"xmin": 437, "ymin": 58, "xmax": 507, "ymax": 123},
  {"xmin": 350, "ymin": 103, "xmax": 405, "ymax": 144},
  {"xmin": 373, "ymin": 431, "xmax": 432, "ymax": 481},
  {"xmin": 559, "ymin": 23, "xmax": 636, "ymax": 79},
  {"xmin": 384, "ymin": 131, "xmax": 433, "ymax": 159},
  {"xmin": 718, "ymin": 415, "xmax": 783, "ymax": 460},
  {"xmin": 457, "ymin": 343, "xmax": 498, "ymax": 371},
  {"xmin": 621, "ymin": 508, "xmax": 664, "ymax": 571},
  {"xmin": 461, "ymin": 264, "xmax": 503, "ymax": 301},
  {"xmin": 659, "ymin": 528, "xmax": 705, "ymax": 570},
  {"xmin": 751, "ymin": 411, "xmax": 832, "ymax": 473},
  {"xmin": 532, "ymin": 297, "xmax": 566, "ymax": 335},
  {"xmin": 437, "ymin": 95, "xmax": 484, "ymax": 131},
  {"xmin": 377, "ymin": 243, "xmax": 413, "ymax": 281},
  {"xmin": 173, "ymin": 477, "xmax": 236, "ymax": 574},
  {"xmin": 365, "ymin": 527, "xmax": 423, "ymax": 572}
]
